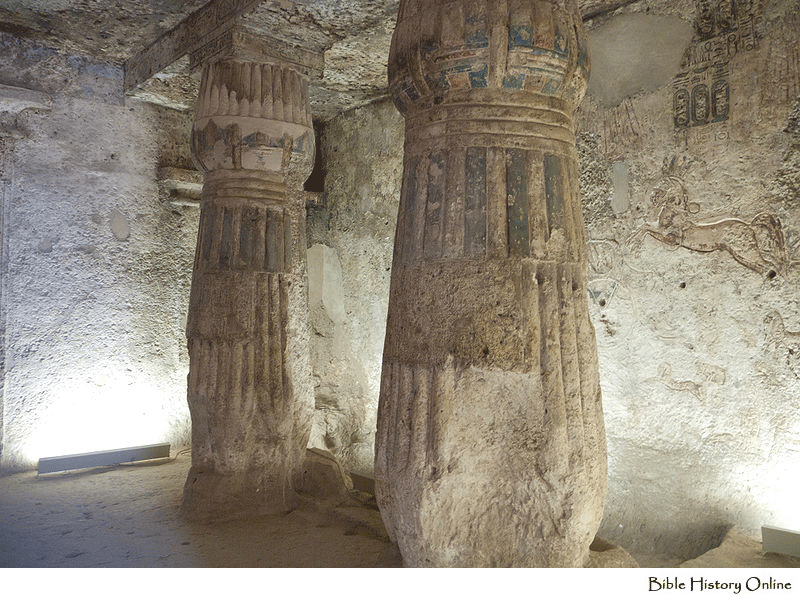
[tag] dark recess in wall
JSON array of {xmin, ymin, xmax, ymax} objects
[{"xmin": 304, "ymin": 120, "xmax": 326, "ymax": 193}]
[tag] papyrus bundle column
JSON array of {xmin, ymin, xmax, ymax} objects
[
  {"xmin": 183, "ymin": 59, "xmax": 315, "ymax": 521},
  {"xmin": 376, "ymin": 0, "xmax": 607, "ymax": 566}
]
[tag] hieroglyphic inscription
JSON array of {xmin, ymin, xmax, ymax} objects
[
  {"xmin": 188, "ymin": 28, "xmax": 323, "ymax": 77},
  {"xmin": 760, "ymin": 10, "xmax": 800, "ymax": 106},
  {"xmin": 506, "ymin": 149, "xmax": 530, "ymax": 257},
  {"xmin": 465, "ymin": 147, "xmax": 488, "ymax": 257},
  {"xmin": 601, "ymin": 99, "xmax": 642, "ymax": 160},
  {"xmin": 672, "ymin": 1, "xmax": 764, "ymax": 129},
  {"xmin": 189, "ymin": 30, "xmax": 235, "ymax": 70}
]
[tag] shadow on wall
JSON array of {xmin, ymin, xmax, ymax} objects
[{"xmin": 303, "ymin": 120, "xmax": 326, "ymax": 193}]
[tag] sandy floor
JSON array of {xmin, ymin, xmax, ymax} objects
[
  {"xmin": 0, "ymin": 454, "xmax": 401, "ymax": 568},
  {"xmin": 1, "ymin": 453, "xmax": 798, "ymax": 571}
]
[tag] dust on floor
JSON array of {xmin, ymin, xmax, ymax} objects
[
  {"xmin": 1, "ymin": 453, "xmax": 798, "ymax": 571},
  {"xmin": 0, "ymin": 454, "xmax": 401, "ymax": 568}
]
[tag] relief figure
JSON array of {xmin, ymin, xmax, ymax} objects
[
  {"xmin": 657, "ymin": 363, "xmax": 704, "ymax": 400},
  {"xmin": 630, "ymin": 177, "xmax": 787, "ymax": 276},
  {"xmin": 644, "ymin": 361, "xmax": 727, "ymax": 401},
  {"xmin": 764, "ymin": 310, "xmax": 800, "ymax": 377}
]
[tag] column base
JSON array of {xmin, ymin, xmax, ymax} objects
[
  {"xmin": 375, "ymin": 356, "xmax": 606, "ymax": 568},
  {"xmin": 181, "ymin": 465, "xmax": 300, "ymax": 522}
]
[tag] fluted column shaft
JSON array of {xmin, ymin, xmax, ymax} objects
[
  {"xmin": 183, "ymin": 59, "xmax": 315, "ymax": 521},
  {"xmin": 376, "ymin": 0, "xmax": 607, "ymax": 567}
]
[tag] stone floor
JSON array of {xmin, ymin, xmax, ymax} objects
[{"xmin": 0, "ymin": 453, "xmax": 798, "ymax": 570}]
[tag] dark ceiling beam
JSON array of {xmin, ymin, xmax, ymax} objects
[{"xmin": 123, "ymin": 0, "xmax": 264, "ymax": 93}]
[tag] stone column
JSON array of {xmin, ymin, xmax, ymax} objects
[
  {"xmin": 375, "ymin": 0, "xmax": 607, "ymax": 567},
  {"xmin": 182, "ymin": 58, "xmax": 315, "ymax": 521}
]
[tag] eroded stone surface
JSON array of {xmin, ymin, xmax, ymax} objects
[
  {"xmin": 376, "ymin": 0, "xmax": 607, "ymax": 568},
  {"xmin": 294, "ymin": 447, "xmax": 353, "ymax": 501},
  {"xmin": 587, "ymin": 537, "xmax": 640, "ymax": 567},
  {"xmin": 305, "ymin": 99, "xmax": 402, "ymax": 477},
  {"xmin": 182, "ymin": 55, "xmax": 316, "ymax": 521}
]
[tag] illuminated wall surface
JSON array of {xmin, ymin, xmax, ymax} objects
[
  {"xmin": 2, "ymin": 0, "xmax": 800, "ymax": 561},
  {"xmin": 575, "ymin": 4, "xmax": 800, "ymax": 557},
  {"xmin": 0, "ymin": 34, "xmax": 195, "ymax": 471}
]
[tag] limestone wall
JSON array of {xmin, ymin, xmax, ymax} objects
[
  {"xmin": 578, "ymin": 0, "xmax": 800, "ymax": 559},
  {"xmin": 0, "ymin": 32, "xmax": 196, "ymax": 472},
  {"xmin": 306, "ymin": 99, "xmax": 402, "ymax": 476}
]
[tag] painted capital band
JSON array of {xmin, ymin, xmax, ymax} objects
[
  {"xmin": 182, "ymin": 58, "xmax": 315, "ymax": 521},
  {"xmin": 376, "ymin": 0, "xmax": 607, "ymax": 567}
]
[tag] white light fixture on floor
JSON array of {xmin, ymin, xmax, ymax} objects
[
  {"xmin": 37, "ymin": 443, "xmax": 171, "ymax": 474},
  {"xmin": 762, "ymin": 525, "xmax": 800, "ymax": 559}
]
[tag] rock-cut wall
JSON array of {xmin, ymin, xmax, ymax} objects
[
  {"xmin": 578, "ymin": 0, "xmax": 800, "ymax": 560},
  {"xmin": 0, "ymin": 32, "xmax": 196, "ymax": 472},
  {"xmin": 306, "ymin": 99, "xmax": 402, "ymax": 476}
]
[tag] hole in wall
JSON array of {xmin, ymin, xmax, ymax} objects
[{"xmin": 0, "ymin": 22, "xmax": 37, "ymax": 38}]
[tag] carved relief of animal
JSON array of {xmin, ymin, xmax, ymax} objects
[
  {"xmin": 630, "ymin": 177, "xmax": 787, "ymax": 276},
  {"xmin": 652, "ymin": 361, "xmax": 727, "ymax": 401},
  {"xmin": 657, "ymin": 363, "xmax": 704, "ymax": 400}
]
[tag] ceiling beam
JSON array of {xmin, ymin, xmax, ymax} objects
[
  {"xmin": 188, "ymin": 27, "xmax": 323, "ymax": 77},
  {"xmin": 123, "ymin": 0, "xmax": 264, "ymax": 93}
]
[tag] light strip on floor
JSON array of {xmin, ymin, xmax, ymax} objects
[
  {"xmin": 37, "ymin": 443, "xmax": 171, "ymax": 474},
  {"xmin": 762, "ymin": 525, "xmax": 800, "ymax": 558}
]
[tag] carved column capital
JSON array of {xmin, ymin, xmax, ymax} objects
[
  {"xmin": 191, "ymin": 59, "xmax": 314, "ymax": 180},
  {"xmin": 388, "ymin": 0, "xmax": 589, "ymax": 115}
]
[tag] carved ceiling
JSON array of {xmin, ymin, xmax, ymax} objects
[{"xmin": 0, "ymin": 0, "xmax": 636, "ymax": 119}]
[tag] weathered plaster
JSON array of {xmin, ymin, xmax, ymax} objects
[
  {"xmin": 587, "ymin": 14, "xmax": 693, "ymax": 106},
  {"xmin": 577, "ymin": 0, "xmax": 800, "ymax": 559},
  {"xmin": 0, "ymin": 39, "xmax": 196, "ymax": 471}
]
